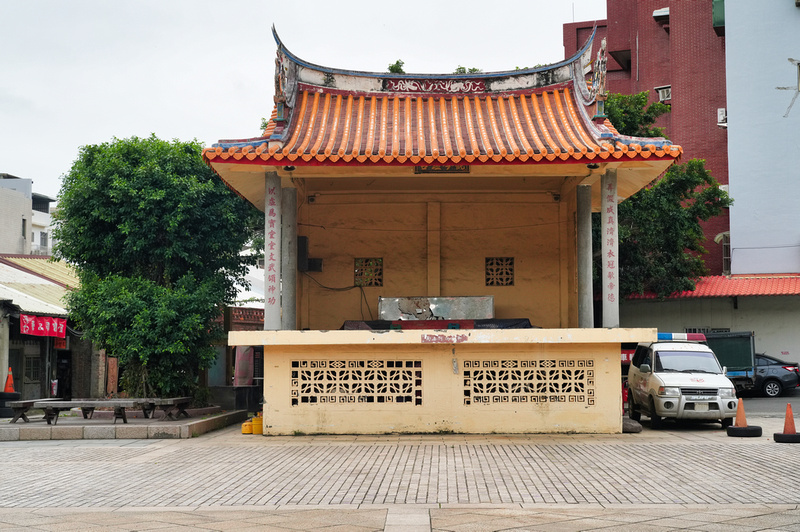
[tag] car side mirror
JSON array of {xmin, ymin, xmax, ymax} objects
[{"xmin": 640, "ymin": 363, "xmax": 652, "ymax": 373}]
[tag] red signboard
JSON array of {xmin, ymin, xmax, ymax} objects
[{"xmin": 20, "ymin": 314, "xmax": 66, "ymax": 338}]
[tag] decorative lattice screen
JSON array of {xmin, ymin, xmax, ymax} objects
[
  {"xmin": 485, "ymin": 257, "xmax": 514, "ymax": 286},
  {"xmin": 463, "ymin": 359, "xmax": 594, "ymax": 405},
  {"xmin": 291, "ymin": 360, "xmax": 422, "ymax": 406},
  {"xmin": 354, "ymin": 258, "xmax": 383, "ymax": 287}
]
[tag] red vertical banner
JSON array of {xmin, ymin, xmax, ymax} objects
[{"xmin": 20, "ymin": 314, "xmax": 67, "ymax": 338}]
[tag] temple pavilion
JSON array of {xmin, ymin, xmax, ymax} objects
[{"xmin": 202, "ymin": 28, "xmax": 681, "ymax": 434}]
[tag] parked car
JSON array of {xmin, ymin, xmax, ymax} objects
[
  {"xmin": 754, "ymin": 354, "xmax": 800, "ymax": 397},
  {"xmin": 627, "ymin": 333, "xmax": 738, "ymax": 429}
]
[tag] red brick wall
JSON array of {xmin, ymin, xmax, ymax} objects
[{"xmin": 564, "ymin": 1, "xmax": 729, "ymax": 274}]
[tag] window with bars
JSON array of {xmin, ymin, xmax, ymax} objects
[
  {"xmin": 485, "ymin": 257, "xmax": 514, "ymax": 286},
  {"xmin": 354, "ymin": 258, "xmax": 383, "ymax": 287}
]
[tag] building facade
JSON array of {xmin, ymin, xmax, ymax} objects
[
  {"xmin": 564, "ymin": 1, "xmax": 730, "ymax": 274},
  {"xmin": 201, "ymin": 29, "xmax": 682, "ymax": 434},
  {"xmin": 568, "ymin": 1, "xmax": 800, "ymax": 368}
]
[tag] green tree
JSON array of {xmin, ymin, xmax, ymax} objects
[
  {"xmin": 387, "ymin": 59, "xmax": 405, "ymax": 74},
  {"xmin": 453, "ymin": 66, "xmax": 482, "ymax": 74},
  {"xmin": 53, "ymin": 135, "xmax": 257, "ymax": 397},
  {"xmin": 605, "ymin": 92, "xmax": 670, "ymax": 138},
  {"xmin": 602, "ymin": 92, "xmax": 732, "ymax": 299}
]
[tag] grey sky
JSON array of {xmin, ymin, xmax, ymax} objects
[{"xmin": 2, "ymin": 0, "xmax": 605, "ymax": 199}]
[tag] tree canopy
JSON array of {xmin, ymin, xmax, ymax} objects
[
  {"xmin": 53, "ymin": 135, "xmax": 258, "ymax": 397},
  {"xmin": 604, "ymin": 92, "xmax": 732, "ymax": 299}
]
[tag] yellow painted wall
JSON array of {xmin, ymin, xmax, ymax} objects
[
  {"xmin": 232, "ymin": 328, "xmax": 655, "ymax": 435},
  {"xmin": 298, "ymin": 191, "xmax": 574, "ymax": 329}
]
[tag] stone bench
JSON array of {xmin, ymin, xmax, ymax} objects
[{"xmin": 6, "ymin": 398, "xmax": 62, "ymax": 423}]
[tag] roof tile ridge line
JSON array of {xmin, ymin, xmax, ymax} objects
[
  {"xmin": 563, "ymin": 88, "xmax": 602, "ymax": 153},
  {"xmin": 310, "ymin": 93, "xmax": 332, "ymax": 156},
  {"xmin": 323, "ymin": 95, "xmax": 343, "ymax": 157},
  {"xmin": 350, "ymin": 96, "xmax": 366, "ymax": 158},
  {"xmin": 472, "ymin": 96, "xmax": 494, "ymax": 157},
  {"xmin": 416, "ymin": 98, "xmax": 426, "ymax": 158},
  {"xmin": 427, "ymin": 97, "xmax": 439, "ymax": 158},
  {"xmin": 438, "ymin": 97, "xmax": 453, "ymax": 158},
  {"xmin": 484, "ymin": 95, "xmax": 508, "ymax": 158},
  {"xmin": 336, "ymin": 95, "xmax": 355, "ymax": 157},
  {"xmin": 518, "ymin": 94, "xmax": 546, "ymax": 155},
  {"xmin": 530, "ymin": 93, "xmax": 559, "ymax": 156},
  {"xmin": 282, "ymin": 90, "xmax": 309, "ymax": 155},
  {"xmin": 295, "ymin": 91, "xmax": 321, "ymax": 156},
  {"xmin": 553, "ymin": 89, "xmax": 586, "ymax": 155},
  {"xmin": 379, "ymin": 95, "xmax": 390, "ymax": 158},
  {"xmin": 542, "ymin": 90, "xmax": 572, "ymax": 156},
  {"xmin": 451, "ymin": 97, "xmax": 467, "ymax": 158},
  {"xmin": 461, "ymin": 97, "xmax": 480, "ymax": 157},
  {"xmin": 507, "ymin": 95, "xmax": 533, "ymax": 156},
  {"xmin": 0, "ymin": 257, "xmax": 71, "ymax": 289},
  {"xmin": 270, "ymin": 26, "xmax": 595, "ymax": 81},
  {"xmin": 496, "ymin": 96, "xmax": 521, "ymax": 157},
  {"xmin": 403, "ymin": 97, "xmax": 413, "ymax": 157},
  {"xmin": 390, "ymin": 96, "xmax": 400, "ymax": 158}
]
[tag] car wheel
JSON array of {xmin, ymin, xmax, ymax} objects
[
  {"xmin": 628, "ymin": 395, "xmax": 641, "ymax": 421},
  {"xmin": 649, "ymin": 397, "xmax": 662, "ymax": 429},
  {"xmin": 763, "ymin": 379, "xmax": 783, "ymax": 398},
  {"xmin": 721, "ymin": 417, "xmax": 733, "ymax": 428}
]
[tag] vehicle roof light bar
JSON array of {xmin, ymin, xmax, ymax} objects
[{"xmin": 657, "ymin": 332, "xmax": 707, "ymax": 341}]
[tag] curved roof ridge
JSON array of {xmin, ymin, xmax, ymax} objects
[{"xmin": 272, "ymin": 25, "xmax": 597, "ymax": 81}]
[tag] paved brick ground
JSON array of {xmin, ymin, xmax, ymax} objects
[{"xmin": 1, "ymin": 415, "xmax": 799, "ymax": 530}]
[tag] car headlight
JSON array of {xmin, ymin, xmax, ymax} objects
[
  {"xmin": 719, "ymin": 388, "xmax": 736, "ymax": 398},
  {"xmin": 658, "ymin": 386, "xmax": 680, "ymax": 397}
]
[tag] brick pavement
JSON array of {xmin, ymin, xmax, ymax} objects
[{"xmin": 1, "ymin": 415, "xmax": 799, "ymax": 530}]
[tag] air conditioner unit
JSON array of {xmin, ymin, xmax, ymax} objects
[
  {"xmin": 717, "ymin": 108, "xmax": 727, "ymax": 123},
  {"xmin": 654, "ymin": 85, "xmax": 671, "ymax": 102}
]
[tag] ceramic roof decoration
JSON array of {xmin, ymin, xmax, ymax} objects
[
  {"xmin": 202, "ymin": 28, "xmax": 682, "ymax": 211},
  {"xmin": 206, "ymin": 27, "xmax": 681, "ymax": 167}
]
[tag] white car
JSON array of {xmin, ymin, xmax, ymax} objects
[{"xmin": 627, "ymin": 333, "xmax": 738, "ymax": 429}]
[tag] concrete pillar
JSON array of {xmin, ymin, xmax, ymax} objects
[
  {"xmin": 601, "ymin": 169, "xmax": 620, "ymax": 328},
  {"xmin": 577, "ymin": 185, "xmax": 594, "ymax": 328},
  {"xmin": 281, "ymin": 186, "xmax": 297, "ymax": 330},
  {"xmin": 264, "ymin": 172, "xmax": 282, "ymax": 330}
]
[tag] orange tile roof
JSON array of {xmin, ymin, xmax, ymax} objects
[
  {"xmin": 626, "ymin": 275, "xmax": 800, "ymax": 300},
  {"xmin": 205, "ymin": 89, "xmax": 681, "ymax": 167},
  {"xmin": 203, "ymin": 29, "xmax": 681, "ymax": 169}
]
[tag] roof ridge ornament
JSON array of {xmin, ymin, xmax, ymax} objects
[{"xmin": 591, "ymin": 38, "xmax": 608, "ymax": 120}]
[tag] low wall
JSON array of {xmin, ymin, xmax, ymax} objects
[{"xmin": 229, "ymin": 328, "xmax": 656, "ymax": 435}]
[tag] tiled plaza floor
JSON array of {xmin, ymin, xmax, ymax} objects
[{"xmin": 1, "ymin": 414, "xmax": 799, "ymax": 531}]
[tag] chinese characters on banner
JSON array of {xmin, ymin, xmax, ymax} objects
[
  {"xmin": 20, "ymin": 314, "xmax": 67, "ymax": 338},
  {"xmin": 266, "ymin": 185, "xmax": 279, "ymax": 308},
  {"xmin": 601, "ymin": 171, "xmax": 619, "ymax": 327},
  {"xmin": 263, "ymin": 174, "xmax": 282, "ymax": 329}
]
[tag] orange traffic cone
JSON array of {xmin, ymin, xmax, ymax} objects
[
  {"xmin": 3, "ymin": 367, "xmax": 14, "ymax": 393},
  {"xmin": 774, "ymin": 403, "xmax": 800, "ymax": 443},
  {"xmin": 734, "ymin": 399, "xmax": 747, "ymax": 427},
  {"xmin": 727, "ymin": 399, "xmax": 762, "ymax": 437}
]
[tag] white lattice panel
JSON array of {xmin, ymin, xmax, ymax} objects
[
  {"xmin": 291, "ymin": 360, "xmax": 422, "ymax": 406},
  {"xmin": 463, "ymin": 359, "xmax": 595, "ymax": 406}
]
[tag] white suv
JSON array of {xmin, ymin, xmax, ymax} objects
[{"xmin": 627, "ymin": 333, "xmax": 738, "ymax": 429}]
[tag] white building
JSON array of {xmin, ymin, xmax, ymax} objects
[{"xmin": 0, "ymin": 174, "xmax": 55, "ymax": 256}]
